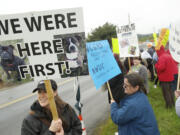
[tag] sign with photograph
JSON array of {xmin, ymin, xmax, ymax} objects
[
  {"xmin": 169, "ymin": 21, "xmax": 180, "ymax": 63},
  {"xmin": 0, "ymin": 8, "xmax": 88, "ymax": 83},
  {"xmin": 116, "ymin": 23, "xmax": 139, "ymax": 57}
]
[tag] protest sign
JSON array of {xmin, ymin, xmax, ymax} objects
[
  {"xmin": 169, "ymin": 21, "xmax": 180, "ymax": 63},
  {"xmin": 0, "ymin": 8, "xmax": 88, "ymax": 83},
  {"xmin": 162, "ymin": 29, "xmax": 169, "ymax": 47},
  {"xmin": 86, "ymin": 40, "xmax": 121, "ymax": 89},
  {"xmin": 116, "ymin": 23, "xmax": 139, "ymax": 57},
  {"xmin": 112, "ymin": 38, "xmax": 119, "ymax": 54},
  {"xmin": 153, "ymin": 33, "xmax": 158, "ymax": 46},
  {"xmin": 169, "ymin": 21, "xmax": 180, "ymax": 91},
  {"xmin": 156, "ymin": 28, "xmax": 169, "ymax": 50}
]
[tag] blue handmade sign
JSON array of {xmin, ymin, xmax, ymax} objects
[{"xmin": 86, "ymin": 40, "xmax": 121, "ymax": 89}]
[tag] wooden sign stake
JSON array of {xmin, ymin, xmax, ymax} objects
[
  {"xmin": 44, "ymin": 80, "xmax": 59, "ymax": 120},
  {"xmin": 107, "ymin": 81, "xmax": 113, "ymax": 100}
]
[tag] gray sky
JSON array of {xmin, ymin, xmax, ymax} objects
[{"xmin": 0, "ymin": 0, "xmax": 179, "ymax": 34}]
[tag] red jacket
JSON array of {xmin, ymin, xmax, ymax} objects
[
  {"xmin": 166, "ymin": 50, "xmax": 178, "ymax": 75},
  {"xmin": 155, "ymin": 46, "xmax": 174, "ymax": 82}
]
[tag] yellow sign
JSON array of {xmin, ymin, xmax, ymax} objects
[
  {"xmin": 162, "ymin": 29, "xmax": 169, "ymax": 47},
  {"xmin": 112, "ymin": 38, "xmax": 119, "ymax": 54},
  {"xmin": 156, "ymin": 28, "xmax": 169, "ymax": 50},
  {"xmin": 153, "ymin": 33, "xmax": 158, "ymax": 46}
]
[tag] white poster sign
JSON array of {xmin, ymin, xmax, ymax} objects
[
  {"xmin": 0, "ymin": 8, "xmax": 88, "ymax": 81},
  {"xmin": 116, "ymin": 23, "xmax": 139, "ymax": 57},
  {"xmin": 169, "ymin": 21, "xmax": 180, "ymax": 63}
]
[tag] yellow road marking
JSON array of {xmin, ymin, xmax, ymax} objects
[
  {"xmin": 0, "ymin": 93, "xmax": 36, "ymax": 109},
  {"xmin": 0, "ymin": 78, "xmax": 74, "ymax": 109},
  {"xmin": 57, "ymin": 78, "xmax": 74, "ymax": 86}
]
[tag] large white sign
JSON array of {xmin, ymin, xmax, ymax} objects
[
  {"xmin": 116, "ymin": 23, "xmax": 139, "ymax": 57},
  {"xmin": 169, "ymin": 21, "xmax": 180, "ymax": 63},
  {"xmin": 0, "ymin": 8, "xmax": 88, "ymax": 81}
]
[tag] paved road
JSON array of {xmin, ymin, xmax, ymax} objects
[{"xmin": 0, "ymin": 76, "xmax": 110, "ymax": 135}]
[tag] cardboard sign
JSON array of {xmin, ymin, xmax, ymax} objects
[
  {"xmin": 86, "ymin": 40, "xmax": 121, "ymax": 89},
  {"xmin": 0, "ymin": 8, "xmax": 88, "ymax": 81},
  {"xmin": 169, "ymin": 21, "xmax": 180, "ymax": 63},
  {"xmin": 116, "ymin": 23, "xmax": 139, "ymax": 57}
]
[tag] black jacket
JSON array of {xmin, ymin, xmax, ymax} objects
[
  {"xmin": 21, "ymin": 101, "xmax": 82, "ymax": 135},
  {"xmin": 108, "ymin": 73, "xmax": 126, "ymax": 104}
]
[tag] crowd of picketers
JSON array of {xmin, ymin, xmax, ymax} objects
[
  {"xmin": 106, "ymin": 42, "xmax": 179, "ymax": 135},
  {"xmin": 20, "ymin": 41, "xmax": 179, "ymax": 135}
]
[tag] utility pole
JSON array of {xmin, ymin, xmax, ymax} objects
[
  {"xmin": 128, "ymin": 13, "xmax": 131, "ymax": 25},
  {"xmin": 128, "ymin": 13, "xmax": 131, "ymax": 71}
]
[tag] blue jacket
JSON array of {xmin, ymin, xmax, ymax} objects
[{"xmin": 111, "ymin": 91, "xmax": 160, "ymax": 135}]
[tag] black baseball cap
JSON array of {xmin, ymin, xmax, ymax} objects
[{"xmin": 32, "ymin": 79, "xmax": 57, "ymax": 93}]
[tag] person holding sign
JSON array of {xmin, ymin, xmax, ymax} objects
[
  {"xmin": 110, "ymin": 73, "xmax": 160, "ymax": 135},
  {"xmin": 21, "ymin": 79, "xmax": 82, "ymax": 135},
  {"xmin": 130, "ymin": 57, "xmax": 149, "ymax": 93},
  {"xmin": 166, "ymin": 48, "xmax": 179, "ymax": 93},
  {"xmin": 155, "ymin": 46, "xmax": 175, "ymax": 108},
  {"xmin": 106, "ymin": 53, "xmax": 126, "ymax": 104}
]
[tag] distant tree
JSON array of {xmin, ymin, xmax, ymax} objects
[
  {"xmin": 86, "ymin": 23, "xmax": 157, "ymax": 46},
  {"xmin": 86, "ymin": 22, "xmax": 117, "ymax": 47},
  {"xmin": 137, "ymin": 33, "xmax": 154, "ymax": 42}
]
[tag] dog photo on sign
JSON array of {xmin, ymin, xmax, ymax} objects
[
  {"xmin": 128, "ymin": 46, "xmax": 137, "ymax": 55},
  {"xmin": 54, "ymin": 32, "xmax": 89, "ymax": 77},
  {"xmin": 0, "ymin": 39, "xmax": 30, "ymax": 89}
]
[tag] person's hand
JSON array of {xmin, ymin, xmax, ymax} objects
[
  {"xmin": 56, "ymin": 128, "xmax": 64, "ymax": 135},
  {"xmin": 175, "ymin": 90, "xmax": 180, "ymax": 98},
  {"xmin": 111, "ymin": 99, "xmax": 115, "ymax": 104},
  {"xmin": 49, "ymin": 119, "xmax": 62, "ymax": 133}
]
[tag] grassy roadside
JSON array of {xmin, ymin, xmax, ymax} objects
[
  {"xmin": 0, "ymin": 70, "xmax": 33, "ymax": 91},
  {"xmin": 95, "ymin": 81, "xmax": 180, "ymax": 135}
]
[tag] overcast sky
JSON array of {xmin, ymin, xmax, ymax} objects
[{"xmin": 0, "ymin": 0, "xmax": 179, "ymax": 34}]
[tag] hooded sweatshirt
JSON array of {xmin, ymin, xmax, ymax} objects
[
  {"xmin": 155, "ymin": 46, "xmax": 174, "ymax": 82},
  {"xmin": 166, "ymin": 50, "xmax": 178, "ymax": 75}
]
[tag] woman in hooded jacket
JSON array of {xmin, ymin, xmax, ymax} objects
[
  {"xmin": 110, "ymin": 73, "xmax": 160, "ymax": 135},
  {"xmin": 21, "ymin": 79, "xmax": 82, "ymax": 135},
  {"xmin": 155, "ymin": 46, "xmax": 175, "ymax": 108}
]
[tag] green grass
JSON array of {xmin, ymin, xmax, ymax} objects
[
  {"xmin": 93, "ymin": 118, "xmax": 118, "ymax": 135},
  {"xmin": 96, "ymin": 81, "xmax": 180, "ymax": 135}
]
